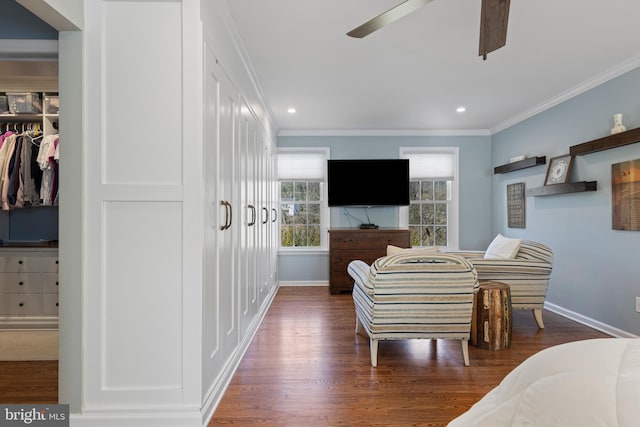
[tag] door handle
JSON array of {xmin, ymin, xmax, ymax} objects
[
  {"xmin": 248, "ymin": 204, "xmax": 256, "ymax": 226},
  {"xmin": 220, "ymin": 201, "xmax": 232, "ymax": 230}
]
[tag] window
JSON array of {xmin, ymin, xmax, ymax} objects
[
  {"xmin": 400, "ymin": 148, "xmax": 459, "ymax": 249},
  {"xmin": 278, "ymin": 148, "xmax": 329, "ymax": 250}
]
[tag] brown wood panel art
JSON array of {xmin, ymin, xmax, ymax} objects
[{"xmin": 612, "ymin": 158, "xmax": 640, "ymax": 230}]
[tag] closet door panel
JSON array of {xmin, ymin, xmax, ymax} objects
[
  {"xmin": 84, "ymin": 1, "xmax": 187, "ymax": 408},
  {"xmin": 203, "ymin": 47, "xmax": 222, "ymax": 385},
  {"xmin": 101, "ymin": 201, "xmax": 182, "ymax": 390},
  {"xmin": 102, "ymin": 1, "xmax": 182, "ymax": 186},
  {"xmin": 237, "ymin": 102, "xmax": 252, "ymax": 335},
  {"xmin": 203, "ymin": 44, "xmax": 238, "ymax": 389},
  {"xmin": 217, "ymin": 66, "xmax": 237, "ymax": 356}
]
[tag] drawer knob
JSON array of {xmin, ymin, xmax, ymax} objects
[
  {"xmin": 56, "ymin": 282, "xmax": 59, "ymax": 286},
  {"xmin": 56, "ymin": 260, "xmax": 59, "ymax": 264},
  {"xmin": 19, "ymin": 302, "xmax": 24, "ymax": 307},
  {"xmin": 19, "ymin": 281, "xmax": 23, "ymax": 286},
  {"xmin": 18, "ymin": 260, "xmax": 23, "ymax": 265},
  {"xmin": 56, "ymin": 303, "xmax": 59, "ymax": 307}
]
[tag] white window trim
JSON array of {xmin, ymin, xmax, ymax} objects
[
  {"xmin": 277, "ymin": 147, "xmax": 330, "ymax": 250},
  {"xmin": 399, "ymin": 147, "xmax": 459, "ymax": 250}
]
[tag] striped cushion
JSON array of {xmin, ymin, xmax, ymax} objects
[
  {"xmin": 350, "ymin": 253, "xmax": 478, "ymax": 341},
  {"xmin": 452, "ymin": 241, "xmax": 553, "ymax": 310}
]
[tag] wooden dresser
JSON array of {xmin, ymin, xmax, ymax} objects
[{"xmin": 328, "ymin": 228, "xmax": 411, "ymax": 294}]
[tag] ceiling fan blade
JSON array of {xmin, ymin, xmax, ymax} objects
[
  {"xmin": 347, "ymin": 0, "xmax": 434, "ymax": 38},
  {"xmin": 479, "ymin": 0, "xmax": 510, "ymax": 59}
]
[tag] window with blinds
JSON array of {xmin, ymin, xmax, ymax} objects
[
  {"xmin": 400, "ymin": 148, "xmax": 459, "ymax": 249},
  {"xmin": 277, "ymin": 148, "xmax": 329, "ymax": 249}
]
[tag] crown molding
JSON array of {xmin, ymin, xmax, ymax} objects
[
  {"xmin": 278, "ymin": 128, "xmax": 491, "ymax": 137},
  {"xmin": 491, "ymin": 54, "xmax": 640, "ymax": 134}
]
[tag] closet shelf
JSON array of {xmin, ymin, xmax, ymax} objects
[
  {"xmin": 0, "ymin": 113, "xmax": 44, "ymax": 120},
  {"xmin": 569, "ymin": 127, "xmax": 640, "ymax": 156},
  {"xmin": 494, "ymin": 156, "xmax": 546, "ymax": 174},
  {"xmin": 526, "ymin": 181, "xmax": 597, "ymax": 197}
]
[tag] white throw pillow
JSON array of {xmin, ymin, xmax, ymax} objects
[
  {"xmin": 387, "ymin": 245, "xmax": 439, "ymax": 256},
  {"xmin": 484, "ymin": 234, "xmax": 521, "ymax": 259}
]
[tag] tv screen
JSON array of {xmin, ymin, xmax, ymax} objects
[{"xmin": 327, "ymin": 159, "xmax": 410, "ymax": 207}]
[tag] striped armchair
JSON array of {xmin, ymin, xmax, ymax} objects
[
  {"xmin": 348, "ymin": 253, "xmax": 479, "ymax": 367},
  {"xmin": 452, "ymin": 240, "xmax": 553, "ymax": 329}
]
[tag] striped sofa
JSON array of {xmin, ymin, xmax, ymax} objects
[
  {"xmin": 451, "ymin": 240, "xmax": 553, "ymax": 329},
  {"xmin": 348, "ymin": 253, "xmax": 479, "ymax": 367}
]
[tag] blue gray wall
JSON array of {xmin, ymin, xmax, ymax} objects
[
  {"xmin": 277, "ymin": 134, "xmax": 493, "ymax": 282},
  {"xmin": 1, "ymin": 1, "xmax": 58, "ymax": 39},
  {"xmin": 492, "ymin": 67, "xmax": 640, "ymax": 336}
]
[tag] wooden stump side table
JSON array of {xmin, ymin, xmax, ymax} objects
[{"xmin": 471, "ymin": 281, "xmax": 512, "ymax": 350}]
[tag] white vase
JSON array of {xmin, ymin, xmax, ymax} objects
[{"xmin": 611, "ymin": 113, "xmax": 626, "ymax": 135}]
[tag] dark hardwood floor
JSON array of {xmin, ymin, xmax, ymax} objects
[
  {"xmin": 210, "ymin": 286, "xmax": 610, "ymax": 426},
  {"xmin": 0, "ymin": 361, "xmax": 57, "ymax": 403},
  {"xmin": 0, "ymin": 286, "xmax": 611, "ymax": 426}
]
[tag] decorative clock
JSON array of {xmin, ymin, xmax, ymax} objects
[{"xmin": 544, "ymin": 154, "xmax": 574, "ymax": 185}]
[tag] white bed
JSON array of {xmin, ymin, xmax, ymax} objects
[{"xmin": 448, "ymin": 338, "xmax": 640, "ymax": 427}]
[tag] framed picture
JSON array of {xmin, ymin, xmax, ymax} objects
[
  {"xmin": 507, "ymin": 182, "xmax": 526, "ymax": 228},
  {"xmin": 544, "ymin": 154, "xmax": 574, "ymax": 185}
]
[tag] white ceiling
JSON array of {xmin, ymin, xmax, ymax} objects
[{"xmin": 226, "ymin": 0, "xmax": 640, "ymax": 135}]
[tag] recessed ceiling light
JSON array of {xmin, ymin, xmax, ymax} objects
[
  {"xmin": 456, "ymin": 106, "xmax": 466, "ymax": 113},
  {"xmin": 287, "ymin": 107, "xmax": 296, "ymax": 114}
]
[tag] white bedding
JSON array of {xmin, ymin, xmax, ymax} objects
[{"xmin": 448, "ymin": 338, "xmax": 640, "ymax": 427}]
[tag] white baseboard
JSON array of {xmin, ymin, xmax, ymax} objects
[
  {"xmin": 544, "ymin": 302, "xmax": 639, "ymax": 338},
  {"xmin": 0, "ymin": 316, "xmax": 58, "ymax": 330},
  {"xmin": 279, "ymin": 281, "xmax": 328, "ymax": 287},
  {"xmin": 69, "ymin": 412, "xmax": 202, "ymax": 427}
]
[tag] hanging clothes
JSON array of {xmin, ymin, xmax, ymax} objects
[
  {"xmin": 0, "ymin": 128, "xmax": 57, "ymax": 210},
  {"xmin": 1, "ymin": 134, "xmax": 18, "ymax": 210},
  {"xmin": 37, "ymin": 134, "xmax": 59, "ymax": 207},
  {"xmin": 18, "ymin": 133, "xmax": 43, "ymax": 208}
]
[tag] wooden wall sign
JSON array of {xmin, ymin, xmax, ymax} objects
[
  {"xmin": 612, "ymin": 159, "xmax": 640, "ymax": 231},
  {"xmin": 507, "ymin": 182, "xmax": 525, "ymax": 228}
]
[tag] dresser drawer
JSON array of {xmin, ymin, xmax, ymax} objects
[
  {"xmin": 42, "ymin": 293, "xmax": 59, "ymax": 316},
  {"xmin": 0, "ymin": 273, "xmax": 42, "ymax": 293},
  {"xmin": 0, "ymin": 294, "xmax": 43, "ymax": 315},
  {"xmin": 0, "ymin": 256, "xmax": 40, "ymax": 272},
  {"xmin": 330, "ymin": 230, "xmax": 411, "ymax": 250},
  {"xmin": 42, "ymin": 273, "xmax": 59, "ymax": 294},
  {"xmin": 40, "ymin": 257, "xmax": 59, "ymax": 273},
  {"xmin": 331, "ymin": 251, "xmax": 383, "ymax": 273}
]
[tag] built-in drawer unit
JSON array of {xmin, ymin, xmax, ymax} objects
[{"xmin": 0, "ymin": 247, "xmax": 59, "ymax": 328}]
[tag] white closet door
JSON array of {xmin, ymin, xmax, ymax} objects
[
  {"xmin": 203, "ymin": 44, "xmax": 237, "ymax": 386},
  {"xmin": 237, "ymin": 100, "xmax": 258, "ymax": 335}
]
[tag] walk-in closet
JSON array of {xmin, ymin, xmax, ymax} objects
[{"xmin": 0, "ymin": 5, "xmax": 59, "ymax": 360}]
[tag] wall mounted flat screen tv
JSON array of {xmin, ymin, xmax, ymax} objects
[{"xmin": 327, "ymin": 159, "xmax": 410, "ymax": 207}]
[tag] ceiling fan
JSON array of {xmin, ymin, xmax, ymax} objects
[{"xmin": 347, "ymin": 0, "xmax": 511, "ymax": 60}]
